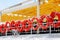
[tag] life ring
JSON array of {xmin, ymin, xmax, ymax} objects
[
  {"xmin": 0, "ymin": 25, "xmax": 2, "ymax": 33},
  {"xmin": 56, "ymin": 12, "xmax": 60, "ymax": 21},
  {"xmin": 10, "ymin": 21, "xmax": 16, "ymax": 30},
  {"xmin": 15, "ymin": 21, "xmax": 24, "ymax": 32},
  {"xmin": 46, "ymin": 16, "xmax": 53, "ymax": 24},
  {"xmin": 50, "ymin": 12, "xmax": 56, "ymax": 18},
  {"xmin": 31, "ymin": 17, "xmax": 39, "ymax": 31},
  {"xmin": 52, "ymin": 12, "xmax": 60, "ymax": 28},
  {"xmin": 5, "ymin": 22, "xmax": 11, "ymax": 32},
  {"xmin": 23, "ymin": 20, "xmax": 32, "ymax": 32},
  {"xmin": 39, "ymin": 15, "xmax": 50, "ymax": 30},
  {"xmin": 0, "ymin": 24, "xmax": 6, "ymax": 34}
]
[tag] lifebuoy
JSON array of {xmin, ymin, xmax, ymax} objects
[
  {"xmin": 51, "ymin": 12, "xmax": 60, "ymax": 28},
  {"xmin": 0, "ymin": 25, "xmax": 2, "ymax": 33},
  {"xmin": 15, "ymin": 21, "xmax": 23, "ymax": 32},
  {"xmin": 22, "ymin": 20, "xmax": 32, "ymax": 32},
  {"xmin": 46, "ymin": 16, "xmax": 53, "ymax": 24},
  {"xmin": 31, "ymin": 17, "xmax": 39, "ymax": 31},
  {"xmin": 10, "ymin": 21, "xmax": 16, "ymax": 30},
  {"xmin": 0, "ymin": 25, "xmax": 3, "ymax": 33},
  {"xmin": 5, "ymin": 22, "xmax": 11, "ymax": 31},
  {"xmin": 50, "ymin": 12, "xmax": 56, "ymax": 18},
  {"xmin": 0, "ymin": 24, "xmax": 6, "ymax": 34},
  {"xmin": 56, "ymin": 12, "xmax": 60, "ymax": 21},
  {"xmin": 39, "ymin": 15, "xmax": 50, "ymax": 30},
  {"xmin": 56, "ymin": 13, "xmax": 60, "ymax": 26}
]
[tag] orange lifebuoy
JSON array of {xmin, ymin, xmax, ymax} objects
[
  {"xmin": 31, "ymin": 17, "xmax": 39, "ymax": 31},
  {"xmin": 15, "ymin": 21, "xmax": 23, "ymax": 32},
  {"xmin": 39, "ymin": 15, "xmax": 50, "ymax": 30},
  {"xmin": 23, "ymin": 20, "xmax": 32, "ymax": 32}
]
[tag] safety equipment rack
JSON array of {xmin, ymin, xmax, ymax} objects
[{"xmin": 0, "ymin": 12, "xmax": 60, "ymax": 36}]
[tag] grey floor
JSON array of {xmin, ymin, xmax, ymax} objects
[{"xmin": 0, "ymin": 33, "xmax": 60, "ymax": 40}]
